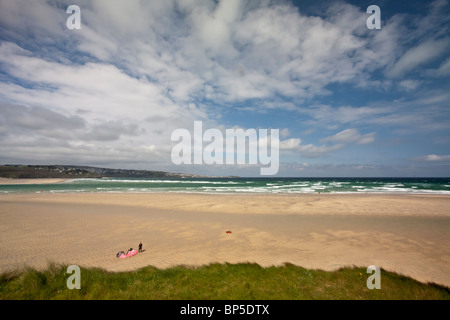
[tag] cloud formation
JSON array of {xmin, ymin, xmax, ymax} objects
[
  {"xmin": 414, "ymin": 154, "xmax": 450, "ymax": 162},
  {"xmin": 321, "ymin": 129, "xmax": 375, "ymax": 145},
  {"xmin": 0, "ymin": 0, "xmax": 449, "ymax": 176}
]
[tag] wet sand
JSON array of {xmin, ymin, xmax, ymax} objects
[{"xmin": 0, "ymin": 178, "xmax": 70, "ymax": 185}]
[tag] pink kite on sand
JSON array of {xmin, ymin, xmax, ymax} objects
[{"xmin": 117, "ymin": 249, "xmax": 138, "ymax": 259}]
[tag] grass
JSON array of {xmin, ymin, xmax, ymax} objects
[{"xmin": 0, "ymin": 263, "xmax": 449, "ymax": 300}]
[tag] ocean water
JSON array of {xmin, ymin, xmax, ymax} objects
[{"xmin": 1, "ymin": 177, "xmax": 450, "ymax": 194}]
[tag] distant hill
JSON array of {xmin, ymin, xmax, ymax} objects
[{"xmin": 0, "ymin": 165, "xmax": 208, "ymax": 179}]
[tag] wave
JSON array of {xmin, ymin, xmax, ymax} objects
[{"xmin": 2, "ymin": 177, "xmax": 449, "ymax": 194}]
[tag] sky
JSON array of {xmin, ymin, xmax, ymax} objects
[{"xmin": 0, "ymin": 0, "xmax": 449, "ymax": 177}]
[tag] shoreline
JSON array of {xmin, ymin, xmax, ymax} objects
[
  {"xmin": 0, "ymin": 192, "xmax": 449, "ymax": 287},
  {"xmin": 0, "ymin": 178, "xmax": 70, "ymax": 185}
]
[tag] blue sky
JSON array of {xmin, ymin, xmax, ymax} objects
[{"xmin": 0, "ymin": 0, "xmax": 449, "ymax": 177}]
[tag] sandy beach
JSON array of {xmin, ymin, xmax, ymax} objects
[
  {"xmin": 0, "ymin": 192, "xmax": 449, "ymax": 288},
  {"xmin": 0, "ymin": 178, "xmax": 70, "ymax": 185}
]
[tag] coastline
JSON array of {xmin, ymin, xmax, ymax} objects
[
  {"xmin": 0, "ymin": 192, "xmax": 449, "ymax": 287},
  {"xmin": 0, "ymin": 178, "xmax": 70, "ymax": 185}
]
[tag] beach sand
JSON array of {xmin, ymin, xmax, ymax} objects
[
  {"xmin": 0, "ymin": 193, "xmax": 449, "ymax": 287},
  {"xmin": 0, "ymin": 178, "xmax": 70, "ymax": 185}
]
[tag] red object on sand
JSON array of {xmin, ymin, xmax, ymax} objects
[
  {"xmin": 226, "ymin": 231, "xmax": 232, "ymax": 234},
  {"xmin": 118, "ymin": 249, "xmax": 138, "ymax": 259}
]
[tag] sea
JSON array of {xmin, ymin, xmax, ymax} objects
[{"xmin": 1, "ymin": 177, "xmax": 450, "ymax": 195}]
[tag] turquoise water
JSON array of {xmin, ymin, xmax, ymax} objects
[{"xmin": 1, "ymin": 177, "xmax": 450, "ymax": 194}]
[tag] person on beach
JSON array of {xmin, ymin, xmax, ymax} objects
[{"xmin": 138, "ymin": 242, "xmax": 143, "ymax": 253}]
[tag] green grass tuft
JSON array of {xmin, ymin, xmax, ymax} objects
[{"xmin": 1, "ymin": 263, "xmax": 449, "ymax": 300}]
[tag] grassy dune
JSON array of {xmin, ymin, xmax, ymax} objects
[{"xmin": 1, "ymin": 263, "xmax": 449, "ymax": 300}]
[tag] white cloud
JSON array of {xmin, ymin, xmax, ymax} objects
[
  {"xmin": 386, "ymin": 38, "xmax": 450, "ymax": 78},
  {"xmin": 280, "ymin": 128, "xmax": 290, "ymax": 138},
  {"xmin": 414, "ymin": 154, "xmax": 450, "ymax": 162},
  {"xmin": 398, "ymin": 79, "xmax": 422, "ymax": 91},
  {"xmin": 1, "ymin": 0, "xmax": 447, "ymax": 111},
  {"xmin": 70, "ymin": 0, "xmax": 402, "ymax": 104},
  {"xmin": 321, "ymin": 129, "xmax": 376, "ymax": 145},
  {"xmin": 280, "ymin": 137, "xmax": 344, "ymax": 158},
  {"xmin": 302, "ymin": 104, "xmax": 391, "ymax": 129},
  {"xmin": 279, "ymin": 128, "xmax": 375, "ymax": 159},
  {"xmin": 428, "ymin": 57, "xmax": 450, "ymax": 77}
]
